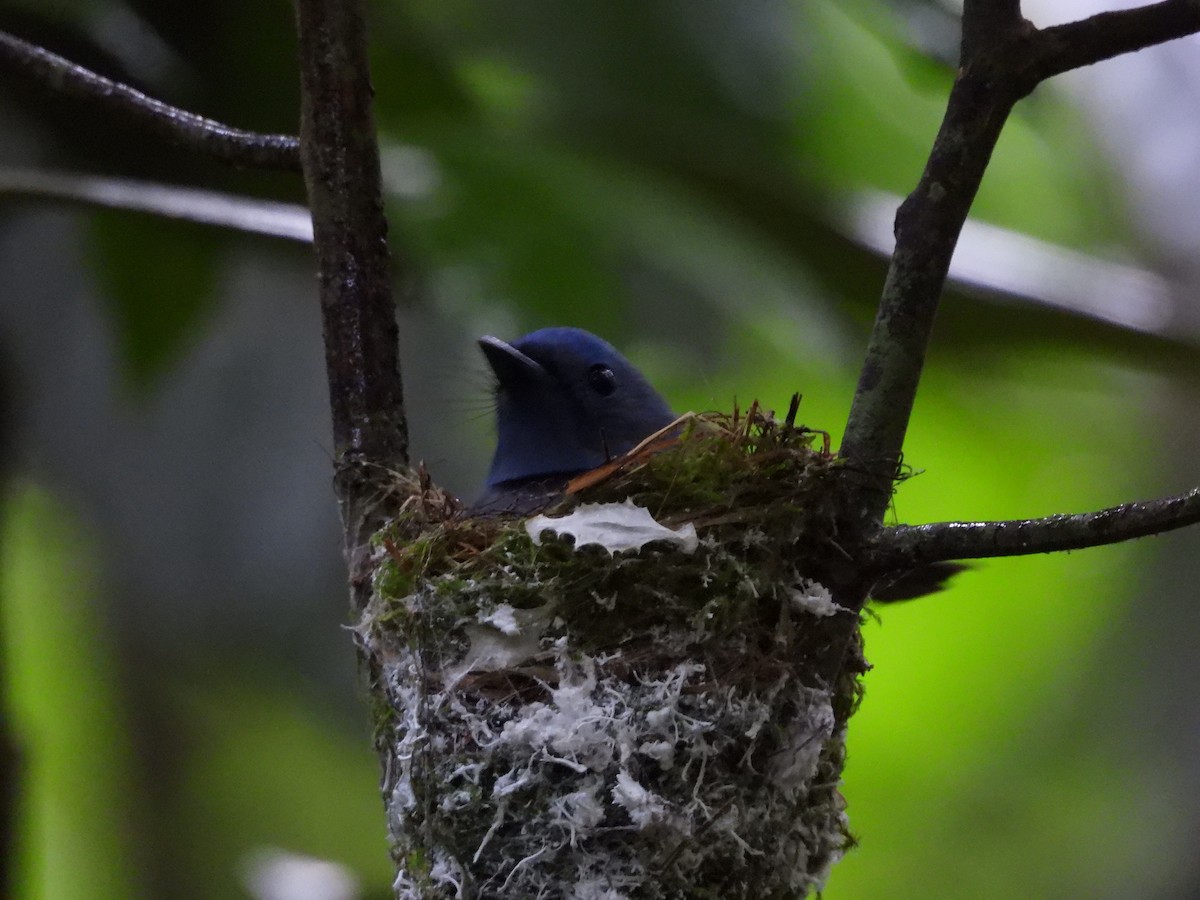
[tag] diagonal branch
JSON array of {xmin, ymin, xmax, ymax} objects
[
  {"xmin": 837, "ymin": 0, "xmax": 1200, "ymax": 531},
  {"xmin": 0, "ymin": 29, "xmax": 300, "ymax": 172},
  {"xmin": 873, "ymin": 487, "xmax": 1200, "ymax": 570},
  {"xmin": 837, "ymin": 1, "xmax": 1026, "ymax": 527},
  {"xmin": 0, "ymin": 167, "xmax": 312, "ymax": 241},
  {"xmin": 1029, "ymin": 1, "xmax": 1200, "ymax": 83}
]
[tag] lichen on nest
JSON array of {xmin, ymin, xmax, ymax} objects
[{"xmin": 359, "ymin": 402, "xmax": 866, "ymax": 899}]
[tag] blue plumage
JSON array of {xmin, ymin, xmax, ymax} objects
[{"xmin": 471, "ymin": 327, "xmax": 674, "ymax": 514}]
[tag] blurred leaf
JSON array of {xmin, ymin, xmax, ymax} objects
[
  {"xmin": 1, "ymin": 485, "xmax": 140, "ymax": 900},
  {"xmin": 834, "ymin": 347, "xmax": 1156, "ymax": 898},
  {"xmin": 384, "ymin": 126, "xmax": 855, "ymax": 368},
  {"xmin": 172, "ymin": 676, "xmax": 392, "ymax": 898},
  {"xmin": 86, "ymin": 210, "xmax": 221, "ymax": 390},
  {"xmin": 386, "ymin": 131, "xmax": 626, "ymax": 334},
  {"xmin": 0, "ymin": 0, "xmax": 107, "ymax": 23},
  {"xmin": 369, "ymin": 2, "xmax": 478, "ymax": 123},
  {"xmin": 799, "ymin": 0, "xmax": 1125, "ymax": 249}
]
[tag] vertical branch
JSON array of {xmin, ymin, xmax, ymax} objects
[
  {"xmin": 294, "ymin": 0, "xmax": 407, "ymax": 474},
  {"xmin": 293, "ymin": 0, "xmax": 408, "ymax": 599},
  {"xmin": 838, "ymin": 3, "xmax": 1029, "ymax": 528}
]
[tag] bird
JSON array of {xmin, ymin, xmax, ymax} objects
[
  {"xmin": 470, "ymin": 327, "xmax": 676, "ymax": 516},
  {"xmin": 466, "ymin": 326, "xmax": 964, "ymax": 600}
]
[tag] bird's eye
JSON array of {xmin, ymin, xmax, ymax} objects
[{"xmin": 587, "ymin": 364, "xmax": 617, "ymax": 396}]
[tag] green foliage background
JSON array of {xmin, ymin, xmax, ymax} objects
[{"xmin": 1, "ymin": 0, "xmax": 1198, "ymax": 897}]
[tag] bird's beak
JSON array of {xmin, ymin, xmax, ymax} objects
[{"xmin": 478, "ymin": 336, "xmax": 545, "ymax": 386}]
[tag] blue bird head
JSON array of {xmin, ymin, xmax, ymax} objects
[{"xmin": 480, "ymin": 327, "xmax": 675, "ymax": 488}]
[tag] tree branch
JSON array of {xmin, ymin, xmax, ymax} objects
[
  {"xmin": 1029, "ymin": 1, "xmax": 1200, "ymax": 83},
  {"xmin": 294, "ymin": 0, "xmax": 408, "ymax": 625},
  {"xmin": 0, "ymin": 167, "xmax": 312, "ymax": 241},
  {"xmin": 874, "ymin": 487, "xmax": 1200, "ymax": 570},
  {"xmin": 0, "ymin": 29, "xmax": 300, "ymax": 172},
  {"xmin": 294, "ymin": 0, "xmax": 407, "ymax": 472},
  {"xmin": 838, "ymin": 4, "xmax": 1024, "ymax": 526},
  {"xmin": 960, "ymin": 0, "xmax": 1024, "ymax": 60},
  {"xmin": 837, "ymin": 0, "xmax": 1200, "ymax": 530}
]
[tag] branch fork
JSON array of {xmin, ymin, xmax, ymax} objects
[{"xmin": 838, "ymin": 0, "xmax": 1200, "ymax": 585}]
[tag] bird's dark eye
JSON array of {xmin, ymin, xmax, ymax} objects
[{"xmin": 587, "ymin": 364, "xmax": 617, "ymax": 396}]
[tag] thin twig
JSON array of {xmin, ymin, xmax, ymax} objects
[
  {"xmin": 0, "ymin": 29, "xmax": 300, "ymax": 172},
  {"xmin": 0, "ymin": 167, "xmax": 312, "ymax": 241},
  {"xmin": 874, "ymin": 487, "xmax": 1200, "ymax": 569}
]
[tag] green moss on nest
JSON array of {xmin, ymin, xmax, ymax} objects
[{"xmin": 360, "ymin": 405, "xmax": 865, "ymax": 898}]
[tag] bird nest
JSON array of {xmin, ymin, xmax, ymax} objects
[{"xmin": 359, "ymin": 400, "xmax": 865, "ymax": 898}]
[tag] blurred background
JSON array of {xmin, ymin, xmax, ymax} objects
[{"xmin": 1, "ymin": 0, "xmax": 1199, "ymax": 897}]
